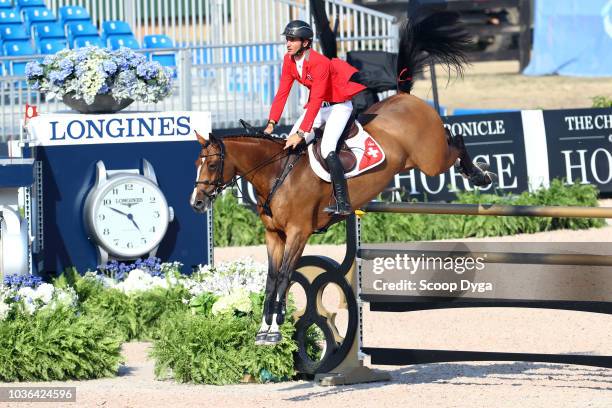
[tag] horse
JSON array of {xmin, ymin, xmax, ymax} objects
[{"xmin": 190, "ymin": 11, "xmax": 496, "ymax": 345}]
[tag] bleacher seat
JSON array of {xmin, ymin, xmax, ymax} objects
[
  {"xmin": 73, "ymin": 36, "xmax": 104, "ymax": 48},
  {"xmin": 0, "ymin": 24, "xmax": 29, "ymax": 43},
  {"xmin": 58, "ymin": 5, "xmax": 89, "ymax": 27},
  {"xmin": 4, "ymin": 41, "xmax": 35, "ymax": 75},
  {"xmin": 39, "ymin": 38, "xmax": 67, "ymax": 54},
  {"xmin": 34, "ymin": 21, "xmax": 65, "ymax": 41},
  {"xmin": 66, "ymin": 21, "xmax": 98, "ymax": 46},
  {"xmin": 0, "ymin": 0, "xmax": 12, "ymax": 8},
  {"xmin": 23, "ymin": 7, "xmax": 55, "ymax": 33},
  {"xmin": 108, "ymin": 34, "xmax": 139, "ymax": 50},
  {"xmin": 101, "ymin": 20, "xmax": 132, "ymax": 44},
  {"xmin": 0, "ymin": 9, "xmax": 22, "ymax": 28},
  {"xmin": 143, "ymin": 34, "xmax": 176, "ymax": 68},
  {"xmin": 16, "ymin": 0, "xmax": 46, "ymax": 13}
]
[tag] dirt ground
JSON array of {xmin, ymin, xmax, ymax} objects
[
  {"xmin": 411, "ymin": 60, "xmax": 612, "ymax": 111},
  {"xmin": 3, "ymin": 64, "xmax": 612, "ymax": 408}
]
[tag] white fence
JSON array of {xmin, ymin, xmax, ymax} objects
[{"xmin": 0, "ymin": 0, "xmax": 396, "ymax": 140}]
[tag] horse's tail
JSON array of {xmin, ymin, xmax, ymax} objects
[{"xmin": 396, "ymin": 11, "xmax": 472, "ymax": 94}]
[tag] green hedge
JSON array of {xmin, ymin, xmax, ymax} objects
[
  {"xmin": 0, "ymin": 307, "xmax": 122, "ymax": 381},
  {"xmin": 151, "ymin": 310, "xmax": 298, "ymax": 385},
  {"xmin": 214, "ymin": 179, "xmax": 604, "ymax": 246}
]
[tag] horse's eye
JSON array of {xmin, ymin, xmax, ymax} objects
[{"xmin": 209, "ymin": 163, "xmax": 217, "ymax": 170}]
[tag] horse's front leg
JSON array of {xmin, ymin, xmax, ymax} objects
[
  {"xmin": 265, "ymin": 227, "xmax": 309, "ymax": 345},
  {"xmin": 256, "ymin": 229, "xmax": 286, "ymax": 345}
]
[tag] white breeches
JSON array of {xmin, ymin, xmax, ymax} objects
[{"xmin": 290, "ymin": 100, "xmax": 353, "ymax": 158}]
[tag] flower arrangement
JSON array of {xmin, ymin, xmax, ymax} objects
[
  {"xmin": 25, "ymin": 46, "xmax": 174, "ymax": 106},
  {"xmin": 1, "ymin": 274, "xmax": 77, "ymax": 320}
]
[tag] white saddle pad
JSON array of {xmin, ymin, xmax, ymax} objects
[{"xmin": 307, "ymin": 121, "xmax": 385, "ymax": 182}]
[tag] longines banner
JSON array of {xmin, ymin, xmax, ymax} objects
[
  {"xmin": 28, "ymin": 111, "xmax": 212, "ymax": 146},
  {"xmin": 221, "ymin": 107, "xmax": 611, "ymax": 207}
]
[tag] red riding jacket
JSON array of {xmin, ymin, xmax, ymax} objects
[{"xmin": 268, "ymin": 49, "xmax": 366, "ymax": 133}]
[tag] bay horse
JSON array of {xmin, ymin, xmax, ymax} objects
[{"xmin": 190, "ymin": 11, "xmax": 495, "ymax": 345}]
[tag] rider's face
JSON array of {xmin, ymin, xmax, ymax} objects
[{"xmin": 286, "ymin": 36, "xmax": 306, "ymax": 56}]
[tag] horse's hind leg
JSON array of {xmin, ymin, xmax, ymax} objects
[
  {"xmin": 256, "ymin": 229, "xmax": 285, "ymax": 345},
  {"xmin": 450, "ymin": 131, "xmax": 497, "ymax": 187},
  {"xmin": 265, "ymin": 227, "xmax": 309, "ymax": 345}
]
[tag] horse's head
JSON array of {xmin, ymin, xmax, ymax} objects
[{"xmin": 190, "ymin": 131, "xmax": 232, "ymax": 213}]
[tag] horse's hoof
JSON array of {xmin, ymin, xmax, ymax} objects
[
  {"xmin": 255, "ymin": 330, "xmax": 268, "ymax": 346},
  {"xmin": 264, "ymin": 331, "xmax": 282, "ymax": 345},
  {"xmin": 474, "ymin": 161, "xmax": 490, "ymax": 172}
]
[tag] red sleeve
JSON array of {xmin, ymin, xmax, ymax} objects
[
  {"xmin": 268, "ymin": 55, "xmax": 295, "ymax": 123},
  {"xmin": 299, "ymin": 62, "xmax": 330, "ymax": 133}
]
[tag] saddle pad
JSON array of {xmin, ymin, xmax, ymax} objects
[{"xmin": 307, "ymin": 121, "xmax": 385, "ymax": 182}]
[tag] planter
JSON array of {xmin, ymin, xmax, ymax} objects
[{"xmin": 62, "ymin": 93, "xmax": 134, "ymax": 114}]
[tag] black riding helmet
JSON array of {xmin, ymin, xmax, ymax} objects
[{"xmin": 281, "ymin": 20, "xmax": 314, "ymax": 40}]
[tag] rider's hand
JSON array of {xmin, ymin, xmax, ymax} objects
[
  {"xmin": 263, "ymin": 123, "xmax": 274, "ymax": 135},
  {"xmin": 284, "ymin": 133, "xmax": 303, "ymax": 150}
]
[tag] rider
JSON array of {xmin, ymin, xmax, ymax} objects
[{"xmin": 264, "ymin": 20, "xmax": 366, "ymax": 216}]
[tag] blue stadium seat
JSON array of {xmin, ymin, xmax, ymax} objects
[
  {"xmin": 0, "ymin": 0, "xmax": 13, "ymax": 8},
  {"xmin": 33, "ymin": 21, "xmax": 65, "ymax": 41},
  {"xmin": 108, "ymin": 34, "xmax": 139, "ymax": 50},
  {"xmin": 16, "ymin": 0, "xmax": 46, "ymax": 13},
  {"xmin": 0, "ymin": 9, "xmax": 22, "ymax": 28},
  {"xmin": 143, "ymin": 33, "xmax": 173, "ymax": 49},
  {"xmin": 73, "ymin": 36, "xmax": 104, "ymax": 48},
  {"xmin": 143, "ymin": 34, "xmax": 176, "ymax": 68},
  {"xmin": 39, "ymin": 38, "xmax": 67, "ymax": 54},
  {"xmin": 0, "ymin": 24, "xmax": 29, "ymax": 42},
  {"xmin": 66, "ymin": 21, "xmax": 98, "ymax": 46},
  {"xmin": 58, "ymin": 5, "xmax": 89, "ymax": 27},
  {"xmin": 23, "ymin": 7, "xmax": 55, "ymax": 33},
  {"xmin": 4, "ymin": 41, "xmax": 35, "ymax": 75},
  {"xmin": 101, "ymin": 20, "xmax": 132, "ymax": 43}
]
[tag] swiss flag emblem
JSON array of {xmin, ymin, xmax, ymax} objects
[
  {"xmin": 358, "ymin": 137, "xmax": 383, "ymax": 170},
  {"xmin": 24, "ymin": 104, "xmax": 38, "ymax": 124}
]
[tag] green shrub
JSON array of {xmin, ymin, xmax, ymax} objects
[
  {"xmin": 213, "ymin": 192, "xmax": 265, "ymax": 246},
  {"xmin": 0, "ymin": 307, "xmax": 122, "ymax": 381},
  {"xmin": 151, "ymin": 310, "xmax": 298, "ymax": 384},
  {"xmin": 592, "ymin": 96, "xmax": 612, "ymax": 108}
]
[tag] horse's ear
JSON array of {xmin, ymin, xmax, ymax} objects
[{"xmin": 195, "ymin": 131, "xmax": 208, "ymax": 146}]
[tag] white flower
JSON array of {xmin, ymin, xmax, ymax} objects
[
  {"xmin": 116, "ymin": 268, "xmax": 168, "ymax": 294},
  {"xmin": 33, "ymin": 283, "xmax": 54, "ymax": 305},
  {"xmin": 211, "ymin": 287, "xmax": 253, "ymax": 315},
  {"xmin": 0, "ymin": 301, "xmax": 9, "ymax": 321}
]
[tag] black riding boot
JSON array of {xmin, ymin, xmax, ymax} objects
[{"xmin": 324, "ymin": 152, "xmax": 352, "ymax": 216}]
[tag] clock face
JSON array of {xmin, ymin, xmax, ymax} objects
[{"xmin": 89, "ymin": 175, "xmax": 170, "ymax": 258}]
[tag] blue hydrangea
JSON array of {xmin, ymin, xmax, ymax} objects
[
  {"xmin": 136, "ymin": 62, "xmax": 158, "ymax": 80},
  {"xmin": 26, "ymin": 46, "xmax": 173, "ymax": 105},
  {"xmin": 25, "ymin": 61, "xmax": 43, "ymax": 78},
  {"xmin": 98, "ymin": 83, "xmax": 110, "ymax": 94},
  {"xmin": 102, "ymin": 60, "xmax": 117, "ymax": 75}
]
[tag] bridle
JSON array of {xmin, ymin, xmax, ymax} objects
[
  {"xmin": 194, "ymin": 138, "xmax": 226, "ymax": 200},
  {"xmin": 193, "ymin": 134, "xmax": 300, "ymax": 207}
]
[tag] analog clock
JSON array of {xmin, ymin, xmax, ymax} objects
[{"xmin": 84, "ymin": 160, "xmax": 174, "ymax": 265}]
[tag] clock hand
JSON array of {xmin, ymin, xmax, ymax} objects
[
  {"xmin": 127, "ymin": 213, "xmax": 141, "ymax": 232},
  {"xmin": 108, "ymin": 206, "xmax": 129, "ymax": 217}
]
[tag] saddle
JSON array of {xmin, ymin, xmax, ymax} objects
[{"xmin": 311, "ymin": 120, "xmax": 360, "ymax": 173}]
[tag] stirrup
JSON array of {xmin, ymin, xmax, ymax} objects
[{"xmin": 324, "ymin": 203, "xmax": 352, "ymax": 216}]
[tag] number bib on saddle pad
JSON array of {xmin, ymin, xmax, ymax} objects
[{"xmin": 307, "ymin": 121, "xmax": 385, "ymax": 182}]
